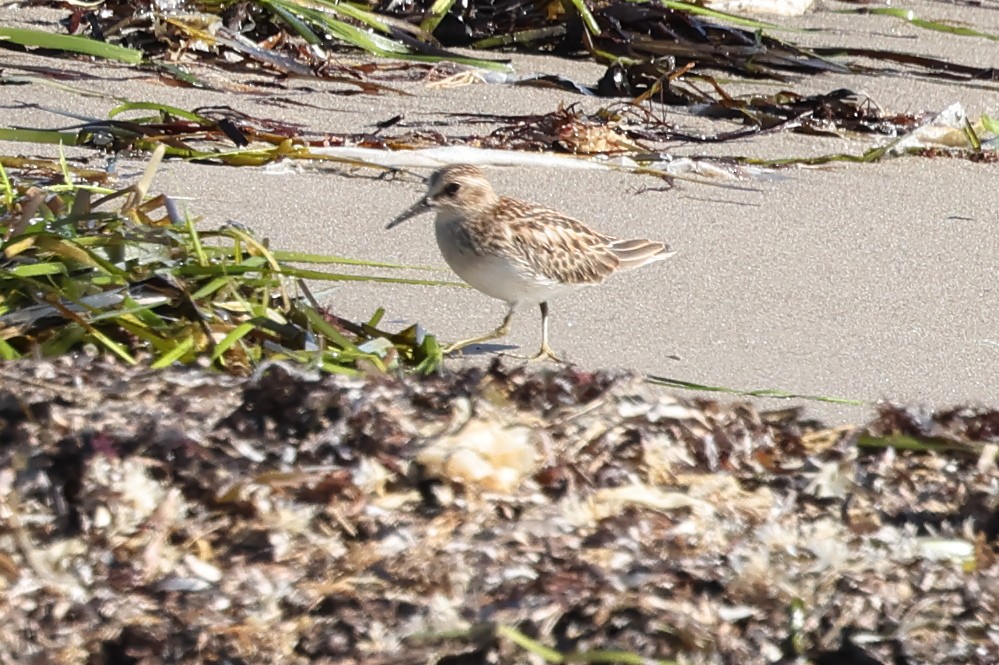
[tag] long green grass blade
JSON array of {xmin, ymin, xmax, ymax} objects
[
  {"xmin": 277, "ymin": 265, "xmax": 466, "ymax": 287},
  {"xmin": 494, "ymin": 625, "xmax": 564, "ymax": 662},
  {"xmin": 108, "ymin": 102, "xmax": 209, "ymax": 122},
  {"xmin": 262, "ymin": 0, "xmax": 510, "ymax": 70},
  {"xmin": 420, "ymin": 0, "xmax": 457, "ymax": 34},
  {"xmin": 84, "ymin": 324, "xmax": 136, "ymax": 364},
  {"xmin": 0, "ymin": 27, "xmax": 143, "ymax": 64},
  {"xmin": 189, "ymin": 275, "xmax": 232, "ymax": 300},
  {"xmin": 302, "ymin": 307, "xmax": 359, "ymax": 352},
  {"xmin": 265, "ymin": 2, "xmax": 325, "ymax": 44},
  {"xmin": 112, "ymin": 317, "xmax": 182, "ymax": 357},
  {"xmin": 856, "ymin": 433, "xmax": 982, "ymax": 455},
  {"xmin": 268, "ymin": 249, "xmax": 445, "ymax": 271},
  {"xmin": 0, "ymin": 337, "xmax": 21, "ymax": 360},
  {"xmin": 0, "ymin": 161, "xmax": 11, "ymax": 211},
  {"xmin": 836, "ymin": 7, "xmax": 999, "ymax": 41},
  {"xmin": 655, "ymin": 0, "xmax": 789, "ymax": 31},
  {"xmin": 316, "ymin": 357, "xmax": 362, "ymax": 375},
  {"xmin": 174, "ymin": 262, "xmax": 464, "ymax": 286},
  {"xmin": 47, "ymin": 236, "xmax": 129, "ymax": 277},
  {"xmin": 367, "ymin": 307, "xmax": 385, "ymax": 328},
  {"xmin": 9, "ymin": 263, "xmax": 68, "ymax": 278},
  {"xmin": 150, "ymin": 335, "xmax": 196, "ymax": 369},
  {"xmin": 0, "ymin": 128, "xmax": 80, "ymax": 145},
  {"xmin": 565, "ymin": 0, "xmax": 600, "ymax": 34},
  {"xmin": 314, "ymin": 0, "xmax": 393, "ymax": 33},
  {"xmin": 212, "ymin": 321, "xmax": 258, "ymax": 360},
  {"xmin": 186, "ymin": 215, "xmax": 208, "ymax": 267},
  {"xmin": 647, "ymin": 375, "xmax": 867, "ymax": 406}
]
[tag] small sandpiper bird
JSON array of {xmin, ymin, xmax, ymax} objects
[{"xmin": 386, "ymin": 164, "xmax": 675, "ymax": 361}]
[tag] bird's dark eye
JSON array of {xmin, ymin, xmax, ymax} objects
[{"xmin": 443, "ymin": 182, "xmax": 461, "ymax": 196}]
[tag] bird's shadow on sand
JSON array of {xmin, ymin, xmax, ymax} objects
[{"xmin": 450, "ymin": 343, "xmax": 520, "ymax": 357}]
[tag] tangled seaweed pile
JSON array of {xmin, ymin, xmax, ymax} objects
[{"xmin": 1, "ymin": 356, "xmax": 997, "ymax": 663}]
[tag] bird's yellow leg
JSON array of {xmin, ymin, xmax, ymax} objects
[
  {"xmin": 444, "ymin": 306, "xmax": 515, "ymax": 355},
  {"xmin": 505, "ymin": 302, "xmax": 567, "ymax": 363}
]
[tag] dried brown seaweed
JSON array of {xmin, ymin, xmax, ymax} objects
[
  {"xmin": 6, "ymin": 1, "xmax": 996, "ymax": 170},
  {"xmin": 1, "ymin": 358, "xmax": 996, "ymax": 663}
]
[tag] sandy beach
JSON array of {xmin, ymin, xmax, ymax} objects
[{"xmin": 2, "ymin": 0, "xmax": 998, "ymax": 424}]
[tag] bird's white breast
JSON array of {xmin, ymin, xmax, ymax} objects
[{"xmin": 435, "ymin": 216, "xmax": 580, "ymax": 307}]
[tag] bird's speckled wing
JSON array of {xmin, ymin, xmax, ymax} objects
[{"xmin": 475, "ymin": 197, "xmax": 621, "ymax": 285}]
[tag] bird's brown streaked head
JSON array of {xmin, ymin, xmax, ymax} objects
[{"xmin": 386, "ymin": 164, "xmax": 500, "ymax": 229}]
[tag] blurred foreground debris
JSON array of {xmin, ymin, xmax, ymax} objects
[{"xmin": 0, "ymin": 357, "xmax": 996, "ymax": 663}]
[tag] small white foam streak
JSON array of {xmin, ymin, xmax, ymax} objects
[
  {"xmin": 307, "ymin": 146, "xmax": 756, "ymax": 180},
  {"xmin": 310, "ymin": 146, "xmax": 610, "ymax": 171}
]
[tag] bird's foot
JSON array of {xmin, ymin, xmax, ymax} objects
[{"xmin": 502, "ymin": 343, "xmax": 568, "ymax": 364}]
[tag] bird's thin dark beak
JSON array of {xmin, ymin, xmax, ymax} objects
[{"xmin": 386, "ymin": 197, "xmax": 431, "ymax": 229}]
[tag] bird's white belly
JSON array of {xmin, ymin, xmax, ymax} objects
[{"xmin": 435, "ymin": 218, "xmax": 579, "ymax": 306}]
